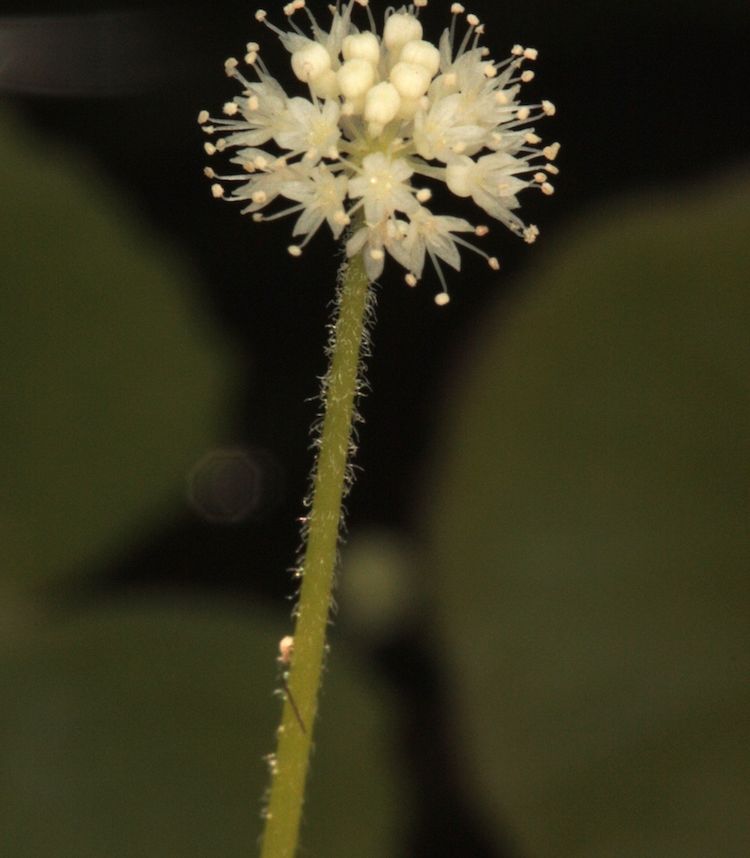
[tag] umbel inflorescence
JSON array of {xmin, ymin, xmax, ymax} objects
[{"xmin": 200, "ymin": 0, "xmax": 558, "ymax": 304}]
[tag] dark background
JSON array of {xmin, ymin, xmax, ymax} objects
[{"xmin": 2, "ymin": 1, "xmax": 749, "ymax": 855}]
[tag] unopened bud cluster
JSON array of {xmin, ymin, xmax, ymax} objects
[{"xmin": 200, "ymin": 0, "xmax": 558, "ymax": 304}]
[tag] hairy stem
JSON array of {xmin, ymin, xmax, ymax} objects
[{"xmin": 259, "ymin": 251, "xmax": 372, "ymax": 858}]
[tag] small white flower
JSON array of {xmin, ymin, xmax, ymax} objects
[
  {"xmin": 201, "ymin": 1, "xmax": 558, "ymax": 304},
  {"xmin": 347, "ymin": 153, "xmax": 418, "ymax": 224},
  {"xmin": 273, "ymin": 98, "xmax": 342, "ymax": 163}
]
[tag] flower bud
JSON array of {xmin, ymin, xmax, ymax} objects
[
  {"xmin": 364, "ymin": 81, "xmax": 401, "ymax": 127},
  {"xmin": 291, "ymin": 42, "xmax": 331, "ymax": 82},
  {"xmin": 445, "ymin": 156, "xmax": 476, "ymax": 197},
  {"xmin": 389, "ymin": 61, "xmax": 432, "ymax": 99},
  {"xmin": 383, "ymin": 13, "xmax": 423, "ymax": 56},
  {"xmin": 399, "ymin": 40, "xmax": 441, "ymax": 78},
  {"xmin": 310, "ymin": 68, "xmax": 340, "ymax": 99},
  {"xmin": 337, "ymin": 58, "xmax": 376, "ymax": 99},
  {"xmin": 342, "ymin": 32, "xmax": 381, "ymax": 65}
]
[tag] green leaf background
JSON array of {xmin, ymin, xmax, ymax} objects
[
  {"xmin": 427, "ymin": 175, "xmax": 750, "ymax": 856},
  {"xmin": 0, "ymin": 105, "xmax": 235, "ymax": 590}
]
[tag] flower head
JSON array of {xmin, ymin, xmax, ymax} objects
[{"xmin": 201, "ymin": 0, "xmax": 558, "ymax": 304}]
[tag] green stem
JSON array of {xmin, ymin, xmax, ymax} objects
[{"xmin": 259, "ymin": 251, "xmax": 372, "ymax": 858}]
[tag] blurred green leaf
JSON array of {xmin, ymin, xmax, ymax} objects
[
  {"xmin": 428, "ymin": 176, "xmax": 750, "ymax": 856},
  {"xmin": 0, "ymin": 603, "xmax": 404, "ymax": 857},
  {"xmin": 0, "ymin": 106, "xmax": 237, "ymax": 590}
]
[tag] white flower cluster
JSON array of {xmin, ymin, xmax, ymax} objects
[{"xmin": 200, "ymin": 0, "xmax": 558, "ymax": 304}]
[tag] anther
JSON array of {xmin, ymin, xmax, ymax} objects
[
  {"xmin": 197, "ymin": 109, "xmax": 209, "ymax": 124},
  {"xmin": 488, "ymin": 257, "xmax": 500, "ymax": 270},
  {"xmin": 475, "ymin": 225, "xmax": 489, "ymax": 236},
  {"xmin": 278, "ymin": 636, "xmax": 295, "ymax": 665},
  {"xmin": 203, "ymin": 142, "xmax": 216, "ymax": 155},
  {"xmin": 211, "ymin": 183, "xmax": 224, "ymax": 198},
  {"xmin": 524, "ymin": 47, "xmax": 538, "ymax": 60},
  {"xmin": 223, "ymin": 102, "xmax": 239, "ymax": 116},
  {"xmin": 525, "ymin": 131, "xmax": 542, "ymax": 144},
  {"xmin": 434, "ymin": 292, "xmax": 451, "ymax": 306},
  {"xmin": 288, "ymin": 245, "xmax": 303, "ymax": 256},
  {"xmin": 543, "ymin": 141, "xmax": 560, "ymax": 160},
  {"xmin": 541, "ymin": 100, "xmax": 556, "ymax": 116},
  {"xmin": 521, "ymin": 70, "xmax": 535, "ymax": 83},
  {"xmin": 405, "ymin": 273, "xmax": 418, "ymax": 287},
  {"xmin": 416, "ymin": 188, "xmax": 432, "ymax": 202},
  {"xmin": 541, "ymin": 182, "xmax": 555, "ymax": 195}
]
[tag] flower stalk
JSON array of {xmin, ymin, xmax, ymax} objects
[{"xmin": 260, "ymin": 249, "xmax": 372, "ymax": 858}]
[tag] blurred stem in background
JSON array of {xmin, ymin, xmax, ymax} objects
[{"xmin": 260, "ymin": 251, "xmax": 373, "ymax": 858}]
